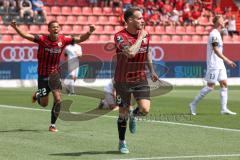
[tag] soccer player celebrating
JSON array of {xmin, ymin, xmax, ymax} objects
[
  {"xmin": 114, "ymin": 7, "xmax": 158, "ymax": 153},
  {"xmin": 189, "ymin": 15, "xmax": 237, "ymax": 115},
  {"xmin": 10, "ymin": 20, "xmax": 95, "ymax": 132}
]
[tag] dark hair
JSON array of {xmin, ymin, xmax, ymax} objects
[
  {"xmin": 212, "ymin": 15, "xmax": 221, "ymax": 25},
  {"xmin": 124, "ymin": 7, "xmax": 141, "ymax": 23},
  {"xmin": 48, "ymin": 20, "xmax": 59, "ymax": 28}
]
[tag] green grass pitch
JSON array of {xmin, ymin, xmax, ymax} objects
[{"xmin": 0, "ymin": 86, "xmax": 240, "ymax": 160}]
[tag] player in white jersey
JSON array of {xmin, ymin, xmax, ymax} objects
[
  {"xmin": 189, "ymin": 15, "xmax": 237, "ymax": 115},
  {"xmin": 98, "ymin": 80, "xmax": 119, "ymax": 110},
  {"xmin": 64, "ymin": 43, "xmax": 82, "ymax": 95}
]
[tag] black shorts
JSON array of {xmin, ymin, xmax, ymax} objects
[
  {"xmin": 114, "ymin": 81, "xmax": 150, "ymax": 108},
  {"xmin": 38, "ymin": 73, "xmax": 62, "ymax": 97}
]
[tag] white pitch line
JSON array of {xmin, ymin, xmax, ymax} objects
[
  {"xmin": 113, "ymin": 153, "xmax": 240, "ymax": 160},
  {"xmin": 0, "ymin": 104, "xmax": 240, "ymax": 133}
]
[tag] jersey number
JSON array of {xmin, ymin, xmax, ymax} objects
[{"xmin": 38, "ymin": 88, "xmax": 47, "ymax": 96}]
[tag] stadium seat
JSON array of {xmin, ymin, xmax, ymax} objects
[
  {"xmin": 223, "ymin": 35, "xmax": 233, "ymax": 43},
  {"xmin": 175, "ymin": 26, "xmax": 186, "ymax": 34},
  {"xmin": 115, "ymin": 26, "xmax": 124, "ymax": 32},
  {"xmin": 165, "ymin": 26, "xmax": 176, "ymax": 34},
  {"xmin": 195, "ymin": 26, "xmax": 205, "ymax": 34},
  {"xmin": 7, "ymin": 26, "xmax": 16, "ymax": 34},
  {"xmin": 72, "ymin": 7, "xmax": 81, "ymax": 15},
  {"xmin": 13, "ymin": 35, "xmax": 24, "ymax": 42},
  {"xmin": 46, "ymin": 16, "xmax": 56, "ymax": 23},
  {"xmin": 1, "ymin": 35, "xmax": 12, "ymax": 42},
  {"xmin": 182, "ymin": 35, "xmax": 192, "ymax": 41},
  {"xmin": 145, "ymin": 26, "xmax": 155, "ymax": 34},
  {"xmin": 88, "ymin": 16, "xmax": 98, "ymax": 24},
  {"xmin": 103, "ymin": 7, "xmax": 113, "ymax": 15},
  {"xmin": 61, "ymin": 6, "xmax": 72, "ymax": 15},
  {"xmin": 198, "ymin": 17, "xmax": 209, "ymax": 25},
  {"xmin": 19, "ymin": 25, "xmax": 28, "ymax": 32},
  {"xmin": 202, "ymin": 35, "xmax": 209, "ymax": 42},
  {"xmin": 104, "ymin": 25, "xmax": 114, "ymax": 34},
  {"xmin": 99, "ymin": 35, "xmax": 111, "ymax": 41},
  {"xmin": 150, "ymin": 35, "xmax": 161, "ymax": 42},
  {"xmin": 45, "ymin": 0, "xmax": 55, "ymax": 5},
  {"xmin": 29, "ymin": 25, "xmax": 40, "ymax": 34},
  {"xmin": 192, "ymin": 35, "xmax": 202, "ymax": 42},
  {"xmin": 155, "ymin": 26, "xmax": 165, "ymax": 34},
  {"xmin": 40, "ymin": 25, "xmax": 48, "ymax": 34},
  {"xmin": 57, "ymin": 16, "xmax": 67, "ymax": 24},
  {"xmin": 160, "ymin": 35, "xmax": 171, "ymax": 42},
  {"xmin": 56, "ymin": 0, "xmax": 65, "ymax": 6},
  {"xmin": 82, "ymin": 7, "xmax": 92, "ymax": 15},
  {"xmin": 0, "ymin": 25, "xmax": 7, "ymax": 33},
  {"xmin": 110, "ymin": 35, "xmax": 114, "ymax": 41},
  {"xmin": 77, "ymin": 16, "xmax": 88, "ymax": 24},
  {"xmin": 232, "ymin": 35, "xmax": 240, "ymax": 42},
  {"xmin": 186, "ymin": 26, "xmax": 195, "ymax": 34},
  {"xmin": 0, "ymin": 16, "xmax": 2, "ymax": 24},
  {"xmin": 92, "ymin": 7, "xmax": 102, "ymax": 15},
  {"xmin": 88, "ymin": 34, "xmax": 99, "ymax": 42},
  {"xmin": 97, "ymin": 16, "xmax": 109, "ymax": 24},
  {"xmin": 66, "ymin": 16, "xmax": 77, "ymax": 24},
  {"xmin": 51, "ymin": 6, "xmax": 61, "ymax": 15},
  {"xmin": 62, "ymin": 25, "xmax": 72, "ymax": 34},
  {"xmin": 205, "ymin": 26, "xmax": 213, "ymax": 33},
  {"xmin": 108, "ymin": 16, "xmax": 119, "ymax": 25},
  {"xmin": 43, "ymin": 6, "xmax": 51, "ymax": 15},
  {"xmin": 82, "ymin": 25, "xmax": 90, "ymax": 33},
  {"xmin": 171, "ymin": 35, "xmax": 181, "ymax": 41},
  {"xmin": 65, "ymin": 0, "xmax": 78, "ymax": 6},
  {"xmin": 94, "ymin": 25, "xmax": 104, "ymax": 34},
  {"xmin": 72, "ymin": 25, "xmax": 82, "ymax": 34}
]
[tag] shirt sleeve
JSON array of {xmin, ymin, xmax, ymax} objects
[
  {"xmin": 210, "ymin": 34, "xmax": 219, "ymax": 46},
  {"xmin": 64, "ymin": 36, "xmax": 75, "ymax": 46},
  {"xmin": 33, "ymin": 35, "xmax": 44, "ymax": 44}
]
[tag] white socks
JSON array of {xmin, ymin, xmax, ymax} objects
[
  {"xmin": 192, "ymin": 86, "xmax": 213, "ymax": 105},
  {"xmin": 69, "ymin": 79, "xmax": 75, "ymax": 94},
  {"xmin": 220, "ymin": 88, "xmax": 228, "ymax": 111}
]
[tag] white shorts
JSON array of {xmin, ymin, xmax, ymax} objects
[
  {"xmin": 205, "ymin": 69, "xmax": 227, "ymax": 83},
  {"xmin": 105, "ymin": 92, "xmax": 115, "ymax": 106}
]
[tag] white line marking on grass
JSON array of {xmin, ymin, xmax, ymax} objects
[
  {"xmin": 113, "ymin": 154, "xmax": 240, "ymax": 160},
  {"xmin": 0, "ymin": 104, "xmax": 240, "ymax": 133}
]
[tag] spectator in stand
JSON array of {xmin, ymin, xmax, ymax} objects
[
  {"xmin": 149, "ymin": 8, "xmax": 160, "ymax": 26},
  {"xmin": 224, "ymin": 7, "xmax": 232, "ymax": 20},
  {"xmin": 30, "ymin": 0, "xmax": 47, "ymax": 21},
  {"xmin": 160, "ymin": 7, "xmax": 171, "ymax": 26},
  {"xmin": 213, "ymin": 3, "xmax": 223, "ymax": 15},
  {"xmin": 145, "ymin": 0, "xmax": 154, "ymax": 15},
  {"xmin": 182, "ymin": 3, "xmax": 192, "ymax": 25},
  {"xmin": 0, "ymin": 0, "xmax": 17, "ymax": 12},
  {"xmin": 19, "ymin": 0, "xmax": 34, "ymax": 20},
  {"xmin": 155, "ymin": 0, "xmax": 164, "ymax": 12},
  {"xmin": 133, "ymin": 0, "xmax": 144, "ymax": 10},
  {"xmin": 227, "ymin": 15, "xmax": 239, "ymax": 37},
  {"xmin": 191, "ymin": 5, "xmax": 201, "ymax": 25},
  {"xmin": 170, "ymin": 9, "xmax": 180, "ymax": 26},
  {"xmin": 101, "ymin": 0, "xmax": 110, "ymax": 7},
  {"xmin": 201, "ymin": 7, "xmax": 212, "ymax": 18},
  {"xmin": 163, "ymin": 0, "xmax": 173, "ymax": 14},
  {"xmin": 175, "ymin": 0, "xmax": 184, "ymax": 13},
  {"xmin": 122, "ymin": 0, "xmax": 132, "ymax": 12},
  {"xmin": 111, "ymin": 0, "xmax": 122, "ymax": 12},
  {"xmin": 89, "ymin": 0, "xmax": 98, "ymax": 7}
]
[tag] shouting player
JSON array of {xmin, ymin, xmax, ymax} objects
[
  {"xmin": 189, "ymin": 15, "xmax": 237, "ymax": 115},
  {"xmin": 114, "ymin": 7, "xmax": 158, "ymax": 153},
  {"xmin": 11, "ymin": 20, "xmax": 95, "ymax": 132}
]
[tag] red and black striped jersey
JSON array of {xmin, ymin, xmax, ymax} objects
[
  {"xmin": 34, "ymin": 35, "xmax": 74, "ymax": 77},
  {"xmin": 114, "ymin": 29, "xmax": 150, "ymax": 83}
]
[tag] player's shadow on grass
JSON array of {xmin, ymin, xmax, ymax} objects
[
  {"xmin": 0, "ymin": 129, "xmax": 42, "ymax": 133},
  {"xmin": 50, "ymin": 151, "xmax": 120, "ymax": 156}
]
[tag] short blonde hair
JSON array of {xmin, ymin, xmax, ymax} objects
[{"xmin": 212, "ymin": 15, "xmax": 222, "ymax": 25}]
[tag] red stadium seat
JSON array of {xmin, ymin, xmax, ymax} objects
[
  {"xmin": 77, "ymin": 16, "xmax": 88, "ymax": 24},
  {"xmin": 150, "ymin": 35, "xmax": 161, "ymax": 42},
  {"xmin": 72, "ymin": 7, "xmax": 81, "ymax": 15},
  {"xmin": 175, "ymin": 26, "xmax": 186, "ymax": 34},
  {"xmin": 171, "ymin": 35, "xmax": 181, "ymax": 41},
  {"xmin": 62, "ymin": 25, "xmax": 72, "ymax": 34},
  {"xmin": 51, "ymin": 6, "xmax": 61, "ymax": 15},
  {"xmin": 232, "ymin": 35, "xmax": 240, "ymax": 42},
  {"xmin": 19, "ymin": 25, "xmax": 28, "ymax": 32},
  {"xmin": 82, "ymin": 25, "xmax": 90, "ymax": 33},
  {"xmin": 110, "ymin": 35, "xmax": 114, "ymax": 41},
  {"xmin": 192, "ymin": 35, "xmax": 202, "ymax": 42},
  {"xmin": 66, "ymin": 16, "xmax": 77, "ymax": 24},
  {"xmin": 195, "ymin": 26, "xmax": 205, "ymax": 34},
  {"xmin": 61, "ymin": 6, "xmax": 72, "ymax": 15},
  {"xmin": 57, "ymin": 16, "xmax": 67, "ymax": 24},
  {"xmin": 43, "ymin": 6, "xmax": 51, "ymax": 15},
  {"xmin": 165, "ymin": 26, "xmax": 176, "ymax": 34},
  {"xmin": 94, "ymin": 25, "xmax": 104, "ymax": 34},
  {"xmin": 0, "ymin": 16, "xmax": 2, "ymax": 24},
  {"xmin": 202, "ymin": 35, "xmax": 209, "ymax": 42},
  {"xmin": 186, "ymin": 26, "xmax": 195, "ymax": 34},
  {"xmin": 13, "ymin": 35, "xmax": 24, "ymax": 42},
  {"xmin": 0, "ymin": 25, "xmax": 7, "ymax": 33},
  {"xmin": 205, "ymin": 26, "xmax": 213, "ymax": 33},
  {"xmin": 45, "ymin": 0, "xmax": 55, "ymax": 5},
  {"xmin": 92, "ymin": 7, "xmax": 102, "ymax": 15},
  {"xmin": 46, "ymin": 16, "xmax": 56, "ymax": 23},
  {"xmin": 223, "ymin": 35, "xmax": 233, "ymax": 43},
  {"xmin": 160, "ymin": 35, "xmax": 171, "ymax": 42},
  {"xmin": 29, "ymin": 25, "xmax": 40, "ymax": 34},
  {"xmin": 1, "ymin": 35, "xmax": 12, "ymax": 42},
  {"xmin": 65, "ymin": 0, "xmax": 78, "ymax": 6},
  {"xmin": 198, "ymin": 17, "xmax": 209, "ymax": 25},
  {"xmin": 104, "ymin": 25, "xmax": 114, "ymax": 34},
  {"xmin": 145, "ymin": 26, "xmax": 155, "ymax": 34},
  {"xmin": 155, "ymin": 26, "xmax": 165, "ymax": 34},
  {"xmin": 99, "ymin": 35, "xmax": 110, "ymax": 41},
  {"xmin": 82, "ymin": 7, "xmax": 92, "ymax": 15},
  {"xmin": 97, "ymin": 16, "xmax": 108, "ymax": 24},
  {"xmin": 103, "ymin": 7, "xmax": 113, "ymax": 15},
  {"xmin": 109, "ymin": 16, "xmax": 119, "ymax": 25},
  {"xmin": 7, "ymin": 26, "xmax": 16, "ymax": 34},
  {"xmin": 40, "ymin": 25, "xmax": 48, "ymax": 34},
  {"xmin": 72, "ymin": 25, "xmax": 82, "ymax": 34},
  {"xmin": 56, "ymin": 0, "xmax": 65, "ymax": 6},
  {"xmin": 182, "ymin": 35, "xmax": 192, "ymax": 41},
  {"xmin": 115, "ymin": 26, "xmax": 124, "ymax": 32},
  {"xmin": 88, "ymin": 16, "xmax": 98, "ymax": 24},
  {"xmin": 88, "ymin": 34, "xmax": 99, "ymax": 42}
]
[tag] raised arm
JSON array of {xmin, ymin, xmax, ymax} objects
[
  {"xmin": 74, "ymin": 25, "xmax": 96, "ymax": 43},
  {"xmin": 10, "ymin": 21, "xmax": 35, "ymax": 42}
]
